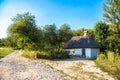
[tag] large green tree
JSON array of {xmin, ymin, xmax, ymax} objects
[
  {"xmin": 103, "ymin": 0, "xmax": 120, "ymax": 52},
  {"xmin": 73, "ymin": 28, "xmax": 85, "ymax": 36},
  {"xmin": 58, "ymin": 24, "xmax": 73, "ymax": 42},
  {"xmin": 73, "ymin": 28, "xmax": 94, "ymax": 37},
  {"xmin": 94, "ymin": 21, "xmax": 109, "ymax": 52},
  {"xmin": 43, "ymin": 24, "xmax": 57, "ymax": 50},
  {"xmin": 0, "ymin": 38, "xmax": 6, "ymax": 47},
  {"xmin": 57, "ymin": 24, "xmax": 73, "ymax": 50},
  {"xmin": 42, "ymin": 24, "xmax": 73, "ymax": 51},
  {"xmin": 8, "ymin": 12, "xmax": 41, "ymax": 50}
]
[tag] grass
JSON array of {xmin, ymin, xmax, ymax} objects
[
  {"xmin": 0, "ymin": 47, "xmax": 14, "ymax": 58},
  {"xmin": 21, "ymin": 50, "xmax": 36, "ymax": 59},
  {"xmin": 95, "ymin": 52, "xmax": 120, "ymax": 80}
]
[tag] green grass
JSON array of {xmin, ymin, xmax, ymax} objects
[
  {"xmin": 0, "ymin": 47, "xmax": 14, "ymax": 58},
  {"xmin": 95, "ymin": 52, "xmax": 120, "ymax": 80}
]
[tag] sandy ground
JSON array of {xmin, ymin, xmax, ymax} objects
[{"xmin": 41, "ymin": 57, "xmax": 115, "ymax": 80}]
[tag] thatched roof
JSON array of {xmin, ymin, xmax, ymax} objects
[{"xmin": 64, "ymin": 31, "xmax": 101, "ymax": 49}]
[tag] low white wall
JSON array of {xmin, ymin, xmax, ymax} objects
[
  {"xmin": 69, "ymin": 49, "xmax": 75, "ymax": 55},
  {"xmin": 85, "ymin": 48, "xmax": 91, "ymax": 58},
  {"xmin": 67, "ymin": 48, "xmax": 82, "ymax": 55},
  {"xmin": 67, "ymin": 48, "xmax": 100, "ymax": 58},
  {"xmin": 75, "ymin": 48, "xmax": 82, "ymax": 55},
  {"xmin": 91, "ymin": 48, "xmax": 100, "ymax": 58}
]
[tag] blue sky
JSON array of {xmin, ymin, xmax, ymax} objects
[{"xmin": 0, "ymin": 0, "xmax": 105, "ymax": 38}]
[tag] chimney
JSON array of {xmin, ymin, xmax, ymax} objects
[{"xmin": 84, "ymin": 30, "xmax": 88, "ymax": 36}]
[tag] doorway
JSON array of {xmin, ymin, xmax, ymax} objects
[{"xmin": 82, "ymin": 48, "xmax": 86, "ymax": 57}]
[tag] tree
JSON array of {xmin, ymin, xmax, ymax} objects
[
  {"xmin": 0, "ymin": 38, "xmax": 6, "ymax": 47},
  {"xmin": 58, "ymin": 24, "xmax": 73, "ymax": 42},
  {"xmin": 42, "ymin": 24, "xmax": 73, "ymax": 51},
  {"xmin": 73, "ymin": 28, "xmax": 85, "ymax": 36},
  {"xmin": 43, "ymin": 24, "xmax": 58, "ymax": 50},
  {"xmin": 73, "ymin": 28, "xmax": 94, "ymax": 37},
  {"xmin": 57, "ymin": 24, "xmax": 73, "ymax": 50},
  {"xmin": 7, "ymin": 12, "xmax": 41, "ymax": 50},
  {"xmin": 94, "ymin": 21, "xmax": 109, "ymax": 52},
  {"xmin": 103, "ymin": 0, "xmax": 120, "ymax": 52}
]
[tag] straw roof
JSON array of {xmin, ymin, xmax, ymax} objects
[{"xmin": 64, "ymin": 35, "xmax": 101, "ymax": 49}]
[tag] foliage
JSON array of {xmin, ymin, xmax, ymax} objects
[
  {"xmin": 73, "ymin": 28, "xmax": 85, "ymax": 36},
  {"xmin": 7, "ymin": 12, "xmax": 41, "ymax": 50},
  {"xmin": 5, "ymin": 35, "xmax": 18, "ymax": 48},
  {"xmin": 94, "ymin": 21, "xmax": 109, "ymax": 52},
  {"xmin": 49, "ymin": 50, "xmax": 70, "ymax": 59},
  {"xmin": 22, "ymin": 49, "xmax": 70, "ymax": 59},
  {"xmin": 96, "ymin": 53, "xmax": 106, "ymax": 61},
  {"xmin": 58, "ymin": 24, "xmax": 73, "ymax": 42},
  {"xmin": 73, "ymin": 28, "xmax": 94, "ymax": 37},
  {"xmin": 37, "ymin": 50, "xmax": 70, "ymax": 59},
  {"xmin": 5, "ymin": 12, "xmax": 73, "ymax": 59},
  {"xmin": 57, "ymin": 24, "xmax": 73, "ymax": 50},
  {"xmin": 0, "ymin": 38, "xmax": 6, "ymax": 47},
  {"xmin": 107, "ymin": 51, "xmax": 115, "ymax": 62},
  {"xmin": 43, "ymin": 24, "xmax": 58, "ymax": 49},
  {"xmin": 42, "ymin": 24, "xmax": 73, "ymax": 51},
  {"xmin": 0, "ymin": 47, "xmax": 13, "ymax": 58},
  {"xmin": 22, "ymin": 50, "xmax": 36, "ymax": 59},
  {"xmin": 103, "ymin": 0, "xmax": 120, "ymax": 52},
  {"xmin": 96, "ymin": 51, "xmax": 120, "ymax": 79}
]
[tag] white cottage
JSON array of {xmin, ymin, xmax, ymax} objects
[{"xmin": 64, "ymin": 31, "xmax": 101, "ymax": 58}]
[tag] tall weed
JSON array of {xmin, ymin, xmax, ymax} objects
[
  {"xmin": 107, "ymin": 51, "xmax": 114, "ymax": 62},
  {"xmin": 95, "ymin": 51, "xmax": 120, "ymax": 79},
  {"xmin": 96, "ymin": 53, "xmax": 106, "ymax": 61},
  {"xmin": 22, "ymin": 50, "xmax": 35, "ymax": 59}
]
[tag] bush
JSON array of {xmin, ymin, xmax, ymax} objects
[
  {"xmin": 37, "ymin": 51, "xmax": 50, "ymax": 59},
  {"xmin": 22, "ymin": 50, "xmax": 35, "ymax": 59},
  {"xmin": 107, "ymin": 51, "xmax": 114, "ymax": 62},
  {"xmin": 95, "ymin": 51, "xmax": 120, "ymax": 79},
  {"xmin": 115, "ymin": 54, "xmax": 120, "ymax": 70},
  {"xmin": 49, "ymin": 50, "xmax": 70, "ymax": 59},
  {"xmin": 37, "ymin": 50, "xmax": 70, "ymax": 59},
  {"xmin": 96, "ymin": 53, "xmax": 106, "ymax": 61}
]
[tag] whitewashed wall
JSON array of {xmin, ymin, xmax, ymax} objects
[
  {"xmin": 85, "ymin": 48, "xmax": 91, "ymax": 58},
  {"xmin": 91, "ymin": 48, "xmax": 100, "ymax": 58},
  {"xmin": 67, "ymin": 48, "xmax": 100, "ymax": 58},
  {"xmin": 75, "ymin": 48, "xmax": 82, "ymax": 55},
  {"xmin": 69, "ymin": 49, "xmax": 75, "ymax": 55}
]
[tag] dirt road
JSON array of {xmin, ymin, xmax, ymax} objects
[
  {"xmin": 0, "ymin": 51, "xmax": 64, "ymax": 80},
  {"xmin": 42, "ymin": 58, "xmax": 115, "ymax": 80},
  {"xmin": 0, "ymin": 51, "xmax": 115, "ymax": 80}
]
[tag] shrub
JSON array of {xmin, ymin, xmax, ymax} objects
[
  {"xmin": 115, "ymin": 54, "xmax": 120, "ymax": 70},
  {"xmin": 95, "ymin": 51, "xmax": 120, "ymax": 79},
  {"xmin": 37, "ymin": 50, "xmax": 70, "ymax": 59},
  {"xmin": 49, "ymin": 50, "xmax": 70, "ymax": 59},
  {"xmin": 22, "ymin": 50, "xmax": 35, "ymax": 59},
  {"xmin": 107, "ymin": 51, "xmax": 114, "ymax": 62},
  {"xmin": 96, "ymin": 53, "xmax": 106, "ymax": 61},
  {"xmin": 37, "ymin": 51, "xmax": 50, "ymax": 59}
]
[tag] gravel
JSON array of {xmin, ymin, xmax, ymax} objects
[{"xmin": 0, "ymin": 51, "xmax": 64, "ymax": 80}]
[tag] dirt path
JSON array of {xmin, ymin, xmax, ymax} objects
[
  {"xmin": 0, "ymin": 51, "xmax": 64, "ymax": 80},
  {"xmin": 0, "ymin": 51, "xmax": 115, "ymax": 80},
  {"xmin": 41, "ymin": 58, "xmax": 115, "ymax": 80}
]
